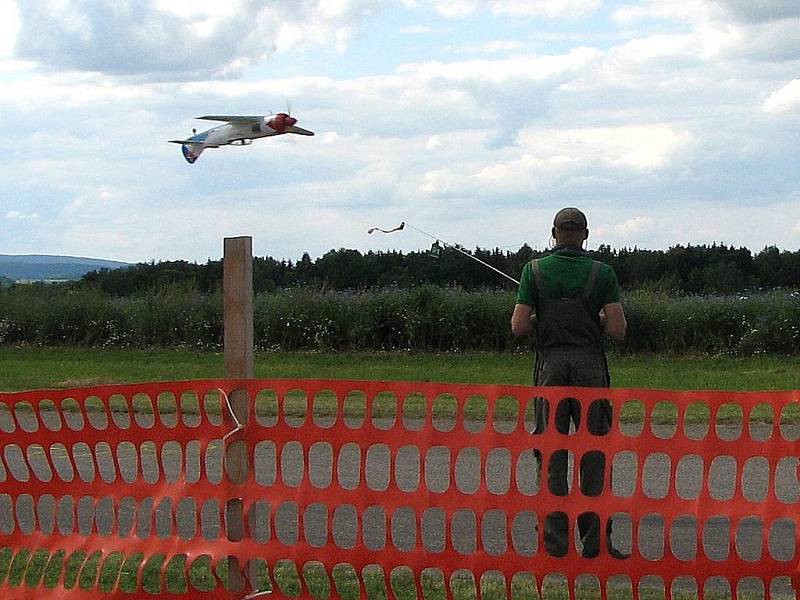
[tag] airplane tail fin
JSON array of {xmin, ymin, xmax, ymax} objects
[
  {"xmin": 168, "ymin": 140, "xmax": 204, "ymax": 164},
  {"xmin": 181, "ymin": 144, "xmax": 202, "ymax": 164}
]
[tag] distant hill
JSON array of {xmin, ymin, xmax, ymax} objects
[{"xmin": 0, "ymin": 254, "xmax": 129, "ymax": 282}]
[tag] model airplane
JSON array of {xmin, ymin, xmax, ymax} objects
[{"xmin": 168, "ymin": 113, "xmax": 314, "ymax": 163}]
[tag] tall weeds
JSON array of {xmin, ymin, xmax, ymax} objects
[{"xmin": 1, "ymin": 285, "xmax": 798, "ymax": 354}]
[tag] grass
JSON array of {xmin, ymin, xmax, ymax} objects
[
  {"xmin": 0, "ymin": 547, "xmax": 783, "ymax": 599},
  {"xmin": 4, "ymin": 348, "xmax": 800, "ymax": 430},
  {"xmin": 4, "ymin": 346, "xmax": 800, "ymax": 427},
  {"xmin": 3, "ymin": 347, "xmax": 800, "ymax": 393},
  {"xmin": 1, "ymin": 347, "xmax": 797, "ymax": 598}
]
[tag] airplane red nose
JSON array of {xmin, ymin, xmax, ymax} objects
[{"xmin": 269, "ymin": 113, "xmax": 293, "ymax": 131}]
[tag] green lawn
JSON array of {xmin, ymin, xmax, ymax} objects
[
  {"xmin": 0, "ymin": 545, "xmax": 780, "ymax": 599},
  {"xmin": 1, "ymin": 346, "xmax": 797, "ymax": 598},
  {"xmin": 2, "ymin": 346, "xmax": 800, "ymax": 392}
]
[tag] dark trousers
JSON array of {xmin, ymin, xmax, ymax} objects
[{"xmin": 533, "ymin": 347, "xmax": 616, "ymax": 558}]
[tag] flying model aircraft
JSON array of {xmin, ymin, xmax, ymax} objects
[{"xmin": 168, "ymin": 113, "xmax": 314, "ymax": 163}]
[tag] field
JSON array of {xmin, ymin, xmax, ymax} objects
[
  {"xmin": 2, "ymin": 287, "xmax": 799, "ymax": 355},
  {"xmin": 3, "ymin": 347, "xmax": 800, "ymax": 392},
  {"xmin": 4, "ymin": 548, "xmax": 759, "ymax": 600},
  {"xmin": 1, "ymin": 347, "xmax": 798, "ymax": 599}
]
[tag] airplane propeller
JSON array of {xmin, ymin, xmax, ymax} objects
[{"xmin": 267, "ymin": 111, "xmax": 297, "ymax": 132}]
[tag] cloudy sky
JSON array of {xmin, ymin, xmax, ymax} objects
[{"xmin": 0, "ymin": 0, "xmax": 798, "ymax": 263}]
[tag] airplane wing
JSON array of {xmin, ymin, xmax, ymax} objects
[
  {"xmin": 287, "ymin": 125, "xmax": 315, "ymax": 136},
  {"xmin": 168, "ymin": 138, "xmax": 208, "ymax": 145},
  {"xmin": 196, "ymin": 115, "xmax": 262, "ymax": 123}
]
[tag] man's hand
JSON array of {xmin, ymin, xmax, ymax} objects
[
  {"xmin": 511, "ymin": 303, "xmax": 534, "ymax": 337},
  {"xmin": 602, "ymin": 302, "xmax": 626, "ymax": 340}
]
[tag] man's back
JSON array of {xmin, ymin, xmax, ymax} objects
[
  {"xmin": 516, "ymin": 247, "xmax": 622, "ymax": 348},
  {"xmin": 526, "ymin": 249, "xmax": 618, "ymax": 311}
]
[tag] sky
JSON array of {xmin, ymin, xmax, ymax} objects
[{"xmin": 0, "ymin": 0, "xmax": 798, "ymax": 264}]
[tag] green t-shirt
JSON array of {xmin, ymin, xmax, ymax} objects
[{"xmin": 516, "ymin": 247, "xmax": 622, "ymax": 313}]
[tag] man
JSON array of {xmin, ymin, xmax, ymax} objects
[{"xmin": 511, "ymin": 207, "xmax": 627, "ymax": 559}]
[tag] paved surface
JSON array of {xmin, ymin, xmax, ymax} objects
[{"xmin": 0, "ymin": 411, "xmax": 798, "ymax": 596}]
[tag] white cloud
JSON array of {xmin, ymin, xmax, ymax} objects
[
  {"xmin": 611, "ymin": 33, "xmax": 699, "ymax": 64},
  {"xmin": 449, "ymin": 40, "xmax": 528, "ymax": 54},
  {"xmin": 427, "ymin": 0, "xmax": 601, "ymax": 19},
  {"xmin": 0, "ymin": 0, "xmax": 19, "ymax": 59},
  {"xmin": 717, "ymin": 0, "xmax": 800, "ymax": 24},
  {"xmin": 615, "ymin": 216, "xmax": 655, "ymax": 238},
  {"xmin": 12, "ymin": 1, "xmax": 375, "ymax": 79},
  {"xmin": 5, "ymin": 210, "xmax": 39, "ymax": 220},
  {"xmin": 432, "ymin": 0, "xmax": 480, "ymax": 18},
  {"xmin": 419, "ymin": 124, "xmax": 694, "ymax": 201},
  {"xmin": 584, "ymin": 197, "xmax": 800, "ymax": 251},
  {"xmin": 0, "ymin": 73, "xmax": 158, "ymax": 110},
  {"xmin": 321, "ymin": 131, "xmax": 343, "ymax": 144},
  {"xmin": 763, "ymin": 79, "xmax": 800, "ymax": 113},
  {"xmin": 402, "ymin": 46, "xmax": 602, "ymax": 85},
  {"xmin": 154, "ymin": 0, "xmax": 239, "ymax": 18},
  {"xmin": 1, "ymin": 1, "xmax": 800, "ymax": 262},
  {"xmin": 490, "ymin": 0, "xmax": 601, "ymax": 19},
  {"xmin": 710, "ymin": 19, "xmax": 800, "ymax": 62},
  {"xmin": 612, "ymin": 0, "xmax": 709, "ymax": 25},
  {"xmin": 66, "ymin": 186, "xmax": 115, "ymax": 213},
  {"xmin": 517, "ymin": 125, "xmax": 694, "ymax": 171},
  {"xmin": 400, "ymin": 25, "xmax": 436, "ymax": 34},
  {"xmin": 612, "ymin": 1, "xmax": 800, "ymax": 62},
  {"xmin": 615, "ymin": 129, "xmax": 693, "ymax": 170},
  {"xmin": 425, "ymin": 135, "xmax": 442, "ymax": 150}
]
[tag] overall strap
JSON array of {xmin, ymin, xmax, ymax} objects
[
  {"xmin": 531, "ymin": 259, "xmax": 544, "ymax": 380},
  {"xmin": 531, "ymin": 259, "xmax": 544, "ymax": 297},
  {"xmin": 582, "ymin": 260, "xmax": 601, "ymax": 299}
]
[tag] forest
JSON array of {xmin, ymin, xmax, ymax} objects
[
  {"xmin": 2, "ymin": 243, "xmax": 798, "ymax": 355},
  {"xmin": 78, "ymin": 243, "xmax": 800, "ymax": 296}
]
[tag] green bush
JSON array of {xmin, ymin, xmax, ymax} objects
[
  {"xmin": 1, "ymin": 285, "xmax": 799, "ymax": 354},
  {"xmin": 621, "ymin": 290, "xmax": 800, "ymax": 354},
  {"xmin": 122, "ymin": 285, "xmax": 222, "ymax": 348},
  {"xmin": 0, "ymin": 285, "xmax": 124, "ymax": 346}
]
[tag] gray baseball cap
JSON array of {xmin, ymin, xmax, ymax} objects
[{"xmin": 553, "ymin": 207, "xmax": 587, "ymax": 230}]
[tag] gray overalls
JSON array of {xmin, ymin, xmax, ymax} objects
[{"xmin": 529, "ymin": 258, "xmax": 622, "ymax": 558}]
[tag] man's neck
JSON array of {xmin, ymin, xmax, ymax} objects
[{"xmin": 552, "ymin": 243, "xmax": 585, "ymax": 252}]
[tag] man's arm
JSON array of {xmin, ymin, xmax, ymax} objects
[
  {"xmin": 602, "ymin": 302, "xmax": 626, "ymax": 340},
  {"xmin": 511, "ymin": 303, "xmax": 534, "ymax": 337}
]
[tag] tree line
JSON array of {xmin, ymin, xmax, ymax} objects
[{"xmin": 78, "ymin": 243, "xmax": 800, "ymax": 296}]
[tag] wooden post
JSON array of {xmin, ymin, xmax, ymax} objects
[
  {"xmin": 224, "ymin": 236, "xmax": 254, "ymax": 381},
  {"xmin": 223, "ymin": 236, "xmax": 253, "ymax": 592}
]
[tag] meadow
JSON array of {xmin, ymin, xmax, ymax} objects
[
  {"xmin": 3, "ymin": 347, "xmax": 800, "ymax": 392},
  {"xmin": 2, "ymin": 547, "xmax": 745, "ymax": 600},
  {"xmin": 2, "ymin": 287, "xmax": 799, "ymax": 599},
  {"xmin": 1, "ymin": 348, "xmax": 797, "ymax": 599},
  {"xmin": 1, "ymin": 286, "xmax": 799, "ymax": 355}
]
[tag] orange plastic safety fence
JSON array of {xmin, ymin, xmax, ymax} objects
[{"xmin": 0, "ymin": 379, "xmax": 798, "ymax": 600}]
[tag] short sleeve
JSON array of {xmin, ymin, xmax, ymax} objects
[
  {"xmin": 515, "ymin": 261, "xmax": 536, "ymax": 306},
  {"xmin": 600, "ymin": 264, "xmax": 622, "ymax": 304}
]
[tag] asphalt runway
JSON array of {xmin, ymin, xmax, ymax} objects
[{"xmin": 0, "ymin": 412, "xmax": 798, "ymax": 597}]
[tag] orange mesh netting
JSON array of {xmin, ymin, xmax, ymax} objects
[{"xmin": 0, "ymin": 379, "xmax": 797, "ymax": 599}]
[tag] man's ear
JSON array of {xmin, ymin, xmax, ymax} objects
[
  {"xmin": 584, "ymin": 228, "xmax": 589, "ymax": 240},
  {"xmin": 551, "ymin": 226, "xmax": 557, "ymax": 238}
]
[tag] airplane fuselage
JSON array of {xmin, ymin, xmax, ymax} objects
[
  {"xmin": 187, "ymin": 121, "xmax": 283, "ymax": 148},
  {"xmin": 169, "ymin": 113, "xmax": 314, "ymax": 163}
]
